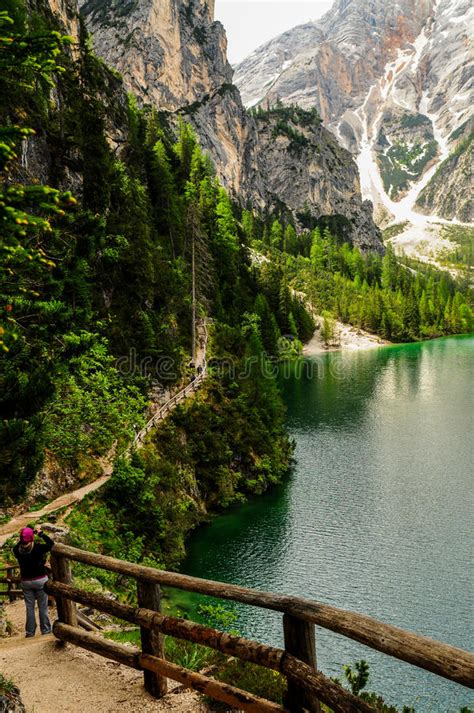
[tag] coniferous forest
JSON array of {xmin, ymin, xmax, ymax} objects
[
  {"xmin": 1, "ymin": 0, "xmax": 472, "ymax": 536},
  {"xmin": 248, "ymin": 220, "xmax": 473, "ymax": 342},
  {"xmin": 0, "ymin": 1, "xmax": 307, "ymax": 525}
]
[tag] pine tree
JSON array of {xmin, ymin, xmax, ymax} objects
[
  {"xmin": 380, "ymin": 313, "xmax": 391, "ymax": 340},
  {"xmin": 215, "ymin": 189, "xmax": 239, "ymax": 256},
  {"xmin": 310, "ymin": 228, "xmax": 324, "ymax": 270},
  {"xmin": 321, "ymin": 310, "xmax": 336, "ymax": 346},
  {"xmin": 270, "ymin": 219, "xmax": 283, "ymax": 250},
  {"xmin": 460, "ymin": 302, "xmax": 474, "ymax": 333},
  {"xmin": 419, "ymin": 290, "xmax": 431, "ymax": 331},
  {"xmin": 450, "ymin": 293, "xmax": 464, "ymax": 333},
  {"xmin": 241, "ymin": 312, "xmax": 283, "ymax": 423},
  {"xmin": 149, "ymin": 139, "xmax": 180, "ymax": 258},
  {"xmin": 174, "ymin": 120, "xmax": 197, "ymax": 184},
  {"xmin": 283, "ymin": 224, "xmax": 298, "ymax": 255},
  {"xmin": 253, "ymin": 293, "xmax": 281, "ymax": 355},
  {"xmin": 381, "ymin": 246, "xmax": 397, "ymax": 291},
  {"xmin": 443, "ymin": 295, "xmax": 453, "ymax": 333},
  {"xmin": 213, "ymin": 188, "xmax": 239, "ymax": 316},
  {"xmin": 403, "ymin": 287, "xmax": 421, "ymax": 339},
  {"xmin": 278, "ymin": 281, "xmax": 292, "ymax": 334},
  {"xmin": 242, "ymin": 210, "xmax": 255, "ymax": 244}
]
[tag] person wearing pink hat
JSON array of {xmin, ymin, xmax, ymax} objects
[{"xmin": 13, "ymin": 526, "xmax": 54, "ymax": 637}]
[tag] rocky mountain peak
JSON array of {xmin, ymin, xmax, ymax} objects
[
  {"xmin": 236, "ymin": 0, "xmax": 437, "ymax": 120},
  {"xmin": 235, "ymin": 0, "xmax": 473, "ymax": 225}
]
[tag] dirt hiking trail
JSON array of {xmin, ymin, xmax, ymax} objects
[{"xmin": 1, "ymin": 601, "xmax": 213, "ymax": 713}]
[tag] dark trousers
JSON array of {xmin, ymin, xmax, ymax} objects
[{"xmin": 21, "ymin": 575, "xmax": 51, "ymax": 636}]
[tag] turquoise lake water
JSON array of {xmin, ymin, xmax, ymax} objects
[{"xmin": 180, "ymin": 336, "xmax": 474, "ymax": 711}]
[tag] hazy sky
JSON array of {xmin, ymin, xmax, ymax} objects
[{"xmin": 214, "ymin": 1, "xmax": 332, "ymax": 65}]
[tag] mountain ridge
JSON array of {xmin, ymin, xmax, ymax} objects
[{"xmin": 235, "ymin": 0, "xmax": 473, "ymax": 226}]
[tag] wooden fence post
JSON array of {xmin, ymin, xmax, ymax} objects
[
  {"xmin": 283, "ymin": 613, "xmax": 321, "ymax": 713},
  {"xmin": 137, "ymin": 580, "xmax": 168, "ymax": 698},
  {"xmin": 50, "ymin": 553, "xmax": 77, "ymax": 627},
  {"xmin": 7, "ymin": 567, "xmax": 15, "ymax": 603}
]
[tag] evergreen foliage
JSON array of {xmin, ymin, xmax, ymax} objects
[
  {"xmin": 0, "ymin": 3, "xmax": 298, "ymax": 509},
  {"xmin": 378, "ymin": 138, "xmax": 438, "ymax": 199},
  {"xmin": 250, "ymin": 101, "xmax": 321, "ymax": 153},
  {"xmin": 248, "ymin": 217, "xmax": 473, "ymax": 342},
  {"xmin": 250, "ymin": 100, "xmax": 322, "ymax": 127},
  {"xmin": 70, "ymin": 357, "xmax": 291, "ymax": 569},
  {"xmin": 2, "ymin": 1, "xmax": 471, "ymax": 597},
  {"xmin": 0, "ymin": 6, "xmax": 76, "ymax": 352}
]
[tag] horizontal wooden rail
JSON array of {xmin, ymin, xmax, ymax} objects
[
  {"xmin": 51, "ymin": 543, "xmax": 474, "ymax": 688},
  {"xmin": 54, "ymin": 623, "xmax": 286, "ymax": 713},
  {"xmin": 0, "ymin": 565, "xmax": 22, "ymax": 601},
  {"xmin": 132, "ymin": 320, "xmax": 208, "ymax": 447},
  {"xmin": 0, "ymin": 589, "xmax": 22, "ymax": 596},
  {"xmin": 47, "ymin": 582, "xmax": 373, "ymax": 713}
]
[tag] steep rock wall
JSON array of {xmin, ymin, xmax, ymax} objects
[{"xmin": 76, "ymin": 0, "xmax": 382, "ymax": 249}]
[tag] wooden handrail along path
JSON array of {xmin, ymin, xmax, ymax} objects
[
  {"xmin": 0, "ymin": 563, "xmax": 21, "ymax": 601},
  {"xmin": 41, "ymin": 543, "xmax": 473, "ymax": 713},
  {"xmin": 131, "ymin": 318, "xmax": 208, "ymax": 449}
]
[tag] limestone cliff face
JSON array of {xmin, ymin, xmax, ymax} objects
[
  {"xmin": 254, "ymin": 109, "xmax": 380, "ymax": 249},
  {"xmin": 79, "ymin": 0, "xmax": 224, "ymax": 111},
  {"xmin": 77, "ymin": 0, "xmax": 266, "ymax": 205},
  {"xmin": 17, "ymin": 0, "xmax": 384, "ymax": 251},
  {"xmin": 74, "ymin": 0, "xmax": 382, "ymax": 249},
  {"xmin": 236, "ymin": 0, "xmax": 435, "ymax": 123},
  {"xmin": 13, "ymin": 0, "xmax": 129, "ymax": 200},
  {"xmin": 41, "ymin": 0, "xmax": 81, "ymax": 41}
]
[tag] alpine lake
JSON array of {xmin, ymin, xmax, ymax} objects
[{"xmin": 176, "ymin": 335, "xmax": 474, "ymax": 712}]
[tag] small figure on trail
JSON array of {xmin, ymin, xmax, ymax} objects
[
  {"xmin": 13, "ymin": 526, "xmax": 54, "ymax": 637},
  {"xmin": 197, "ymin": 365, "xmax": 202, "ymax": 375}
]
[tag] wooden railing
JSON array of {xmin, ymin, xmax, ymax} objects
[
  {"xmin": 132, "ymin": 319, "xmax": 208, "ymax": 448},
  {"xmin": 0, "ymin": 564, "xmax": 22, "ymax": 601},
  {"xmin": 43, "ymin": 543, "xmax": 473, "ymax": 713}
]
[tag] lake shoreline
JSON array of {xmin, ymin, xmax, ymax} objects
[
  {"xmin": 181, "ymin": 335, "xmax": 474, "ymax": 711},
  {"xmin": 303, "ymin": 318, "xmax": 392, "ymax": 356}
]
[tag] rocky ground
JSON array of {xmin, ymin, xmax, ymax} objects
[
  {"xmin": 385, "ymin": 221, "xmax": 473, "ymax": 281},
  {"xmin": 0, "ymin": 601, "xmax": 215, "ymax": 713},
  {"xmin": 303, "ymin": 318, "xmax": 390, "ymax": 355}
]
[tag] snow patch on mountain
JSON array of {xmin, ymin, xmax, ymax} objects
[{"xmin": 235, "ymin": 0, "xmax": 474, "ymax": 236}]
